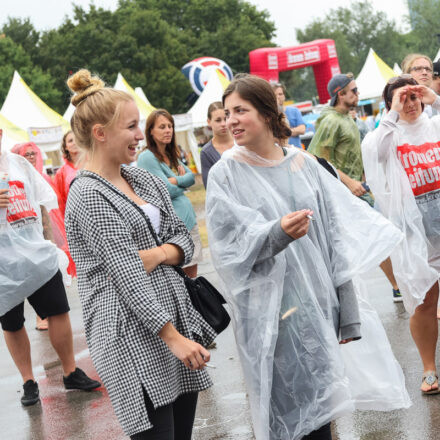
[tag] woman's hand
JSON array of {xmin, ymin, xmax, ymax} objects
[
  {"xmin": 168, "ymin": 176, "xmax": 178, "ymax": 185},
  {"xmin": 177, "ymin": 164, "xmax": 186, "ymax": 176},
  {"xmin": 409, "ymin": 84, "xmax": 437, "ymax": 105},
  {"xmin": 159, "ymin": 322, "xmax": 210, "ymax": 370},
  {"xmin": 339, "ymin": 338, "xmax": 354, "ymax": 344},
  {"xmin": 138, "ymin": 247, "xmax": 166, "ymax": 273},
  {"xmin": 390, "ymin": 86, "xmax": 408, "ymax": 113},
  {"xmin": 280, "ymin": 209, "xmax": 313, "ymax": 239},
  {"xmin": 0, "ymin": 189, "xmax": 9, "ymax": 208}
]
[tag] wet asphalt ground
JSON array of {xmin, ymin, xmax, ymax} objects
[{"xmin": 2, "ymin": 248, "xmax": 440, "ymax": 440}]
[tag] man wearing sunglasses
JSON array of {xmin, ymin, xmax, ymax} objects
[
  {"xmin": 309, "ymin": 74, "xmax": 402, "ymax": 302},
  {"xmin": 308, "ymin": 73, "xmax": 372, "ymax": 204}
]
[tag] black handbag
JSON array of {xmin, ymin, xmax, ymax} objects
[
  {"xmin": 77, "ymin": 174, "xmax": 230, "ymax": 334},
  {"xmin": 172, "ymin": 266, "xmax": 230, "ymax": 334}
]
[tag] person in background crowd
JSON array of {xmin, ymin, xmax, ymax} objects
[
  {"xmin": 137, "ymin": 110, "xmax": 202, "ymax": 279},
  {"xmin": 308, "ymin": 73, "xmax": 401, "ymax": 302},
  {"xmin": 362, "ymin": 75, "xmax": 440, "ymax": 394},
  {"xmin": 65, "ymin": 69, "xmax": 214, "ymax": 440},
  {"xmin": 200, "ymin": 102, "xmax": 234, "ymax": 188},
  {"xmin": 11, "ymin": 142, "xmax": 76, "ymax": 331},
  {"xmin": 11, "ymin": 142, "xmax": 76, "ymax": 277},
  {"xmin": 54, "ymin": 131, "xmax": 79, "ymax": 215},
  {"xmin": 0, "ymin": 130, "xmax": 100, "ymax": 408},
  {"xmin": 206, "ymin": 73, "xmax": 407, "ymax": 440},
  {"xmin": 349, "ymin": 108, "xmax": 369, "ymax": 142},
  {"xmin": 402, "ymin": 53, "xmax": 438, "ymax": 117},
  {"xmin": 272, "ymin": 83, "xmax": 306, "ymax": 148},
  {"xmin": 432, "ymin": 61, "xmax": 440, "ymax": 95}
]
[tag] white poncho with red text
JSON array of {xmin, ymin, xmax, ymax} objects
[
  {"xmin": 0, "ymin": 151, "xmax": 60, "ymax": 316},
  {"xmin": 362, "ymin": 101, "xmax": 440, "ymax": 315}
]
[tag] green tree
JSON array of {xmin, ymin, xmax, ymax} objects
[
  {"xmin": 0, "ymin": 35, "xmax": 61, "ymax": 110},
  {"xmin": 406, "ymin": 0, "xmax": 440, "ymax": 58},
  {"xmin": 1, "ymin": 18, "xmax": 40, "ymax": 55},
  {"xmin": 289, "ymin": 0, "xmax": 410, "ymax": 103},
  {"xmin": 2, "ymin": 0, "xmax": 275, "ymax": 113}
]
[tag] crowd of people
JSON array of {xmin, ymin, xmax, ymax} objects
[{"xmin": 0, "ymin": 49, "xmax": 440, "ymax": 440}]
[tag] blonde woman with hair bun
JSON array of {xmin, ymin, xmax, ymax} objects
[{"xmin": 64, "ymin": 69, "xmax": 215, "ymax": 439}]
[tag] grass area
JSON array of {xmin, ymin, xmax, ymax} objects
[{"xmin": 185, "ymin": 182, "xmax": 206, "ymax": 210}]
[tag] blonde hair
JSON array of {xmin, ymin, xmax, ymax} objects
[
  {"xmin": 67, "ymin": 69, "xmax": 133, "ymax": 152},
  {"xmin": 401, "ymin": 53, "xmax": 433, "ymax": 74}
]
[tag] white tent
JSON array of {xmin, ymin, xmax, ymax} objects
[
  {"xmin": 393, "ymin": 63, "xmax": 402, "ymax": 75},
  {"xmin": 114, "ymin": 73, "xmax": 155, "ymax": 123},
  {"xmin": 135, "ymin": 87, "xmax": 154, "ymax": 108},
  {"xmin": 356, "ymin": 48, "xmax": 396, "ymax": 101},
  {"xmin": 63, "ymin": 103, "xmax": 75, "ymax": 124},
  {"xmin": 188, "ymin": 70, "xmax": 229, "ymax": 128},
  {"xmin": 0, "ymin": 113, "xmax": 29, "ymax": 152},
  {"xmin": 63, "ymin": 79, "xmax": 156, "ymax": 125},
  {"xmin": 434, "ymin": 49, "xmax": 440, "ymax": 62},
  {"xmin": 0, "ymin": 71, "xmax": 70, "ymax": 152},
  {"xmin": 173, "ymin": 113, "xmax": 201, "ymax": 173}
]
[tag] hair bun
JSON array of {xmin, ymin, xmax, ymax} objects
[{"xmin": 67, "ymin": 69, "xmax": 105, "ymax": 107}]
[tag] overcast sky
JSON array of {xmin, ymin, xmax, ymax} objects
[{"xmin": 1, "ymin": 0, "xmax": 410, "ymax": 47}]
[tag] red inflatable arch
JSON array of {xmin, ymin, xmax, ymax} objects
[{"xmin": 249, "ymin": 39, "xmax": 341, "ymax": 104}]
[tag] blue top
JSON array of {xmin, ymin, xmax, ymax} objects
[
  {"xmin": 285, "ymin": 106, "xmax": 305, "ymax": 148},
  {"xmin": 200, "ymin": 140, "xmax": 221, "ymax": 188},
  {"xmin": 137, "ymin": 149, "xmax": 197, "ymax": 231}
]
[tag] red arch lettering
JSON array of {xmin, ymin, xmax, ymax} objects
[{"xmin": 249, "ymin": 39, "xmax": 341, "ymax": 104}]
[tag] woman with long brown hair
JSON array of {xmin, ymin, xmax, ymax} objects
[
  {"xmin": 206, "ymin": 74, "xmax": 409, "ymax": 439},
  {"xmin": 137, "ymin": 110, "xmax": 202, "ymax": 278}
]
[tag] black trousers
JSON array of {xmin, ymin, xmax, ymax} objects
[
  {"xmin": 303, "ymin": 422, "xmax": 332, "ymax": 440},
  {"xmin": 130, "ymin": 392, "xmax": 198, "ymax": 440}
]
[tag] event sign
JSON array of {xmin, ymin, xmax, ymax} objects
[{"xmin": 27, "ymin": 126, "xmax": 63, "ymax": 145}]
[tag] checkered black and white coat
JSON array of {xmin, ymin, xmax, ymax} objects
[{"xmin": 65, "ymin": 166, "xmax": 215, "ymax": 436}]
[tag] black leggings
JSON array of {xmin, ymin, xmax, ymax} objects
[
  {"xmin": 130, "ymin": 392, "xmax": 198, "ymax": 440},
  {"xmin": 303, "ymin": 422, "xmax": 332, "ymax": 440}
]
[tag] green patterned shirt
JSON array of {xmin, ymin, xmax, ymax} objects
[{"xmin": 308, "ymin": 107, "xmax": 364, "ymax": 181}]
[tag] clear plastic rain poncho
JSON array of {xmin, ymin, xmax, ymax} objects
[
  {"xmin": 0, "ymin": 151, "xmax": 61, "ymax": 316},
  {"xmin": 362, "ymin": 105, "xmax": 440, "ymax": 315},
  {"xmin": 206, "ymin": 146, "xmax": 410, "ymax": 440}
]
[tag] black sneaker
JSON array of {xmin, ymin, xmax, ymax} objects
[
  {"xmin": 63, "ymin": 368, "xmax": 101, "ymax": 391},
  {"xmin": 21, "ymin": 380, "xmax": 40, "ymax": 406},
  {"xmin": 393, "ymin": 289, "xmax": 403, "ymax": 303}
]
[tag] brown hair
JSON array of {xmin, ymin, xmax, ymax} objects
[
  {"xmin": 67, "ymin": 69, "xmax": 133, "ymax": 153},
  {"xmin": 207, "ymin": 102, "xmax": 224, "ymax": 120},
  {"xmin": 382, "ymin": 76, "xmax": 424, "ymax": 111},
  {"xmin": 223, "ymin": 74, "xmax": 291, "ymax": 141},
  {"xmin": 61, "ymin": 130, "xmax": 73, "ymax": 162},
  {"xmin": 144, "ymin": 109, "xmax": 180, "ymax": 170},
  {"xmin": 401, "ymin": 53, "xmax": 433, "ymax": 74}
]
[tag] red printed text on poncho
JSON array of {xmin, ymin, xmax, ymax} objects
[
  {"xmin": 397, "ymin": 142, "xmax": 440, "ymax": 196},
  {"xmin": 6, "ymin": 180, "xmax": 38, "ymax": 226}
]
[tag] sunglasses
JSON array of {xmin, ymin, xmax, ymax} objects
[{"xmin": 387, "ymin": 74, "xmax": 413, "ymax": 85}]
